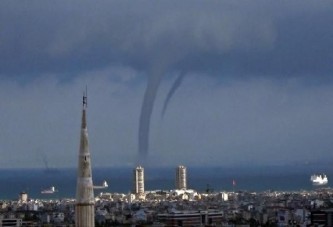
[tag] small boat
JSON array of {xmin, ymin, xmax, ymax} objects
[
  {"xmin": 311, "ymin": 174, "xmax": 328, "ymax": 186},
  {"xmin": 41, "ymin": 186, "xmax": 56, "ymax": 194},
  {"xmin": 102, "ymin": 180, "xmax": 108, "ymax": 188},
  {"xmin": 93, "ymin": 180, "xmax": 108, "ymax": 189}
]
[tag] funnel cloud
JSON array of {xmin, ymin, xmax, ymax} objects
[
  {"xmin": 138, "ymin": 70, "xmax": 164, "ymax": 157},
  {"xmin": 138, "ymin": 70, "xmax": 186, "ymax": 158},
  {"xmin": 1, "ymin": 1, "xmax": 333, "ymax": 167},
  {"xmin": 162, "ymin": 71, "xmax": 186, "ymax": 119}
]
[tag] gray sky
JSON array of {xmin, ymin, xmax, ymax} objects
[{"xmin": 1, "ymin": 0, "xmax": 333, "ymax": 168}]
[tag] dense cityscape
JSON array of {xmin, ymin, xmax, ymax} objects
[
  {"xmin": 1, "ymin": 164, "xmax": 333, "ymax": 226},
  {"xmin": 2, "ymin": 1, "xmax": 333, "ymax": 226}
]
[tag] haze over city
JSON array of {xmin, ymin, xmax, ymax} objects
[{"xmin": 1, "ymin": 0, "xmax": 333, "ymax": 168}]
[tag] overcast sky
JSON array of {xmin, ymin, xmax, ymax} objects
[{"xmin": 1, "ymin": 0, "xmax": 333, "ymax": 168}]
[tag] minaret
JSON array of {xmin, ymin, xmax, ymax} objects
[{"xmin": 75, "ymin": 92, "xmax": 95, "ymax": 227}]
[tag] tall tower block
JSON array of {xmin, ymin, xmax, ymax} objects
[
  {"xmin": 133, "ymin": 166, "xmax": 144, "ymax": 195},
  {"xmin": 176, "ymin": 165, "xmax": 187, "ymax": 190},
  {"xmin": 75, "ymin": 93, "xmax": 95, "ymax": 227}
]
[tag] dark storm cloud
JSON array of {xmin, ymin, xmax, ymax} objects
[
  {"xmin": 1, "ymin": 1, "xmax": 333, "ymax": 167},
  {"xmin": 1, "ymin": 0, "xmax": 332, "ymax": 79}
]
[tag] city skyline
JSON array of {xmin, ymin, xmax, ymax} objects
[{"xmin": 1, "ymin": 1, "xmax": 333, "ymax": 168}]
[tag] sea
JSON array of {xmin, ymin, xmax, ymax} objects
[{"xmin": 0, "ymin": 165, "xmax": 332, "ymax": 200}]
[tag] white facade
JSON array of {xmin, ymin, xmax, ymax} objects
[
  {"xmin": 19, "ymin": 192, "xmax": 28, "ymax": 203},
  {"xmin": 133, "ymin": 166, "xmax": 144, "ymax": 195}
]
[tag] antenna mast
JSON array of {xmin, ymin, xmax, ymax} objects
[{"xmin": 83, "ymin": 86, "xmax": 88, "ymax": 108}]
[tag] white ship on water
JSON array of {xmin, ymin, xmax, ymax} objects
[
  {"xmin": 310, "ymin": 174, "xmax": 328, "ymax": 186},
  {"xmin": 41, "ymin": 186, "xmax": 56, "ymax": 194},
  {"xmin": 93, "ymin": 180, "xmax": 108, "ymax": 189}
]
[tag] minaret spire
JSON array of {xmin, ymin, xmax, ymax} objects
[
  {"xmin": 83, "ymin": 86, "xmax": 88, "ymax": 108},
  {"xmin": 75, "ymin": 91, "xmax": 95, "ymax": 227}
]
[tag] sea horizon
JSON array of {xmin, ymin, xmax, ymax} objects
[{"xmin": 0, "ymin": 164, "xmax": 332, "ymax": 200}]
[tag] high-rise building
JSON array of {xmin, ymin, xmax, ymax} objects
[
  {"xmin": 176, "ymin": 165, "xmax": 187, "ymax": 190},
  {"xmin": 19, "ymin": 192, "xmax": 28, "ymax": 203},
  {"xmin": 133, "ymin": 166, "xmax": 144, "ymax": 195},
  {"xmin": 75, "ymin": 94, "xmax": 95, "ymax": 227}
]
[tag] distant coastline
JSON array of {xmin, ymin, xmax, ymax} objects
[{"xmin": 0, "ymin": 165, "xmax": 332, "ymax": 200}]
